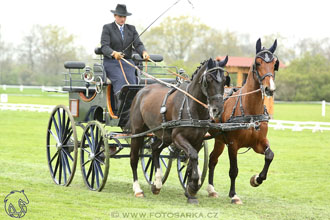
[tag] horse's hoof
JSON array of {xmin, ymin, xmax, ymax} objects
[
  {"xmin": 134, "ymin": 192, "xmax": 145, "ymax": 198},
  {"xmin": 187, "ymin": 197, "xmax": 199, "ymax": 204},
  {"xmin": 187, "ymin": 185, "xmax": 197, "ymax": 197},
  {"xmin": 250, "ymin": 174, "xmax": 260, "ymax": 187},
  {"xmin": 208, "ymin": 192, "xmax": 219, "ymax": 198},
  {"xmin": 151, "ymin": 184, "xmax": 161, "ymax": 195},
  {"xmin": 231, "ymin": 195, "xmax": 243, "ymax": 204}
]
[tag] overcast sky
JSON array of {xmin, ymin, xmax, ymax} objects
[{"xmin": 1, "ymin": 0, "xmax": 329, "ymax": 53}]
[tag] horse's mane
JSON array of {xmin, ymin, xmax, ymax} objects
[{"xmin": 191, "ymin": 60, "xmax": 208, "ymax": 81}]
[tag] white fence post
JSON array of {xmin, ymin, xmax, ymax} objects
[
  {"xmin": 322, "ymin": 100, "xmax": 326, "ymax": 117},
  {"xmin": 0, "ymin": 94, "xmax": 8, "ymax": 103},
  {"xmin": 20, "ymin": 85, "xmax": 23, "ymax": 92},
  {"xmin": 2, "ymin": 85, "xmax": 6, "ymax": 90}
]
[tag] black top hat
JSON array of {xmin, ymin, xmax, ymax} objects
[{"xmin": 111, "ymin": 4, "xmax": 132, "ymax": 16}]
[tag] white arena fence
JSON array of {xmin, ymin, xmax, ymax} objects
[
  {"xmin": 0, "ymin": 103, "xmax": 55, "ymax": 113},
  {"xmin": 1, "ymin": 103, "xmax": 330, "ymax": 132}
]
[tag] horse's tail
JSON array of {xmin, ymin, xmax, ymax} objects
[{"xmin": 123, "ymin": 117, "xmax": 131, "ymax": 133}]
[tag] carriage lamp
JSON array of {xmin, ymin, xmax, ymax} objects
[{"xmin": 69, "ymin": 99, "xmax": 79, "ymax": 117}]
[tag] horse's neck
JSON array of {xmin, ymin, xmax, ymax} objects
[
  {"xmin": 241, "ymin": 68, "xmax": 264, "ymax": 115},
  {"xmin": 186, "ymin": 74, "xmax": 208, "ymax": 120}
]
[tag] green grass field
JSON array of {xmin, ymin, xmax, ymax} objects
[{"xmin": 1, "ymin": 89, "xmax": 330, "ymax": 219}]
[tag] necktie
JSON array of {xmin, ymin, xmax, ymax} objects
[{"xmin": 119, "ymin": 26, "xmax": 124, "ymax": 40}]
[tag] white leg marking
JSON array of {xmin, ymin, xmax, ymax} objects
[
  {"xmin": 207, "ymin": 184, "xmax": 216, "ymax": 194},
  {"xmin": 133, "ymin": 181, "xmax": 143, "ymax": 194},
  {"xmin": 197, "ymin": 166, "xmax": 202, "ymax": 185},
  {"xmin": 254, "ymin": 174, "xmax": 260, "ymax": 186},
  {"xmin": 154, "ymin": 168, "xmax": 163, "ymax": 189}
]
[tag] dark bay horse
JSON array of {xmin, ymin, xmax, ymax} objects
[
  {"xmin": 207, "ymin": 39, "xmax": 279, "ymax": 204},
  {"xmin": 129, "ymin": 57, "xmax": 229, "ymax": 203}
]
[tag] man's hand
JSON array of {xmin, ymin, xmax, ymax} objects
[
  {"xmin": 142, "ymin": 51, "xmax": 150, "ymax": 61},
  {"xmin": 112, "ymin": 51, "xmax": 124, "ymax": 60}
]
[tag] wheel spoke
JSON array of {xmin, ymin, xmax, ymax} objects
[
  {"xmin": 52, "ymin": 116, "xmax": 60, "ymax": 141},
  {"xmin": 94, "ymin": 162, "xmax": 100, "ymax": 188},
  {"xmin": 144, "ymin": 157, "xmax": 152, "ymax": 173},
  {"xmin": 95, "ymin": 161, "xmax": 104, "ymax": 178},
  {"xmin": 49, "ymin": 129, "xmax": 60, "ymax": 144},
  {"xmin": 183, "ymin": 169, "xmax": 188, "ymax": 185},
  {"xmin": 149, "ymin": 161, "xmax": 154, "ymax": 182},
  {"xmin": 85, "ymin": 132, "xmax": 93, "ymax": 153},
  {"xmin": 160, "ymin": 157, "xmax": 168, "ymax": 169},
  {"xmin": 57, "ymin": 109, "xmax": 62, "ymax": 141},
  {"xmin": 95, "ymin": 149, "xmax": 105, "ymax": 158},
  {"xmin": 50, "ymin": 151, "xmax": 59, "ymax": 164},
  {"xmin": 62, "ymin": 148, "xmax": 74, "ymax": 162},
  {"xmin": 179, "ymin": 164, "xmax": 186, "ymax": 172},
  {"xmin": 91, "ymin": 162, "xmax": 95, "ymax": 189},
  {"xmin": 62, "ymin": 128, "xmax": 73, "ymax": 145},
  {"xmin": 95, "ymin": 157, "xmax": 105, "ymax": 166},
  {"xmin": 62, "ymin": 150, "xmax": 72, "ymax": 175},
  {"xmin": 82, "ymin": 159, "xmax": 91, "ymax": 167},
  {"xmin": 95, "ymin": 126, "xmax": 99, "ymax": 152},
  {"xmin": 86, "ymin": 162, "xmax": 93, "ymax": 180},
  {"xmin": 53, "ymin": 152, "xmax": 60, "ymax": 178},
  {"xmin": 58, "ymin": 152, "xmax": 62, "ymax": 184},
  {"xmin": 90, "ymin": 126, "xmax": 95, "ymax": 152},
  {"xmin": 61, "ymin": 110, "xmax": 66, "ymax": 142},
  {"xmin": 82, "ymin": 147, "xmax": 91, "ymax": 154},
  {"xmin": 61, "ymin": 151, "xmax": 67, "ymax": 183}
]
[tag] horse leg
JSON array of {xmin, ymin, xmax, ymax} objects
[
  {"xmin": 250, "ymin": 143, "xmax": 274, "ymax": 187},
  {"xmin": 173, "ymin": 134, "xmax": 199, "ymax": 204},
  {"xmin": 207, "ymin": 138, "xmax": 225, "ymax": 198},
  {"xmin": 150, "ymin": 139, "xmax": 168, "ymax": 195},
  {"xmin": 130, "ymin": 137, "xmax": 145, "ymax": 197},
  {"xmin": 228, "ymin": 145, "xmax": 242, "ymax": 204}
]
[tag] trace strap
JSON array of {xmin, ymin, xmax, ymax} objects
[{"xmin": 121, "ymin": 57, "xmax": 208, "ymax": 109}]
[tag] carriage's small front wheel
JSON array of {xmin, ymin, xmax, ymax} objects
[
  {"xmin": 140, "ymin": 137, "xmax": 173, "ymax": 185},
  {"xmin": 46, "ymin": 105, "xmax": 78, "ymax": 186},
  {"xmin": 80, "ymin": 121, "xmax": 110, "ymax": 191},
  {"xmin": 177, "ymin": 141, "xmax": 208, "ymax": 190}
]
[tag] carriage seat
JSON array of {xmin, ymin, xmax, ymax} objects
[{"xmin": 64, "ymin": 61, "xmax": 86, "ymax": 69}]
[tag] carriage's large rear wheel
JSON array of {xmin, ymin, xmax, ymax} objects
[
  {"xmin": 46, "ymin": 105, "xmax": 78, "ymax": 186},
  {"xmin": 177, "ymin": 141, "xmax": 208, "ymax": 190},
  {"xmin": 80, "ymin": 121, "xmax": 110, "ymax": 191},
  {"xmin": 140, "ymin": 137, "xmax": 173, "ymax": 185}
]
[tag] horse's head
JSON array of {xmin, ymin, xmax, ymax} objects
[
  {"xmin": 199, "ymin": 56, "xmax": 230, "ymax": 120},
  {"xmin": 253, "ymin": 38, "xmax": 279, "ymax": 97}
]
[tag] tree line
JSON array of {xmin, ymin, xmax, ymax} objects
[{"xmin": 1, "ymin": 16, "xmax": 330, "ymax": 101}]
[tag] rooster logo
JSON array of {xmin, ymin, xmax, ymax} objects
[{"xmin": 4, "ymin": 190, "xmax": 29, "ymax": 218}]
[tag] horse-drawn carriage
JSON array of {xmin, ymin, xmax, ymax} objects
[
  {"xmin": 46, "ymin": 48, "xmax": 215, "ymax": 192},
  {"xmin": 46, "ymin": 38, "xmax": 277, "ymax": 204}
]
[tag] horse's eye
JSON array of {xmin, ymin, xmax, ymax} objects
[{"xmin": 256, "ymin": 62, "xmax": 261, "ymax": 66}]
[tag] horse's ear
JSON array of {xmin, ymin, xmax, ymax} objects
[
  {"xmin": 225, "ymin": 75, "xmax": 231, "ymax": 87},
  {"xmin": 207, "ymin": 58, "xmax": 214, "ymax": 69},
  {"xmin": 269, "ymin": 39, "xmax": 277, "ymax": 53},
  {"xmin": 218, "ymin": 55, "xmax": 228, "ymax": 67},
  {"xmin": 256, "ymin": 38, "xmax": 262, "ymax": 53}
]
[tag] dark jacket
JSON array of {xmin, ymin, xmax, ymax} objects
[{"xmin": 101, "ymin": 22, "xmax": 146, "ymax": 59}]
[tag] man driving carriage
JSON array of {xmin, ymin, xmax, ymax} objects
[{"xmin": 100, "ymin": 4, "xmax": 150, "ymax": 104}]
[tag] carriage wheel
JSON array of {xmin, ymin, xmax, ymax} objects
[
  {"xmin": 80, "ymin": 121, "xmax": 110, "ymax": 191},
  {"xmin": 177, "ymin": 141, "xmax": 208, "ymax": 190},
  {"xmin": 46, "ymin": 105, "xmax": 78, "ymax": 186},
  {"xmin": 140, "ymin": 137, "xmax": 173, "ymax": 185}
]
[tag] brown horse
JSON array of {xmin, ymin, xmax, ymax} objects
[
  {"xmin": 207, "ymin": 39, "xmax": 279, "ymax": 204},
  {"xmin": 129, "ymin": 57, "xmax": 229, "ymax": 203}
]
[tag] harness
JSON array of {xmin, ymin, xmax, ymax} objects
[{"xmin": 225, "ymin": 49, "xmax": 279, "ymax": 124}]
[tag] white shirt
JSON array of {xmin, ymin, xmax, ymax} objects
[{"xmin": 115, "ymin": 22, "xmax": 124, "ymax": 31}]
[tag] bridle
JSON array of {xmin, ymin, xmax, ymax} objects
[
  {"xmin": 199, "ymin": 66, "xmax": 227, "ymax": 105},
  {"xmin": 252, "ymin": 50, "xmax": 279, "ymax": 97}
]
